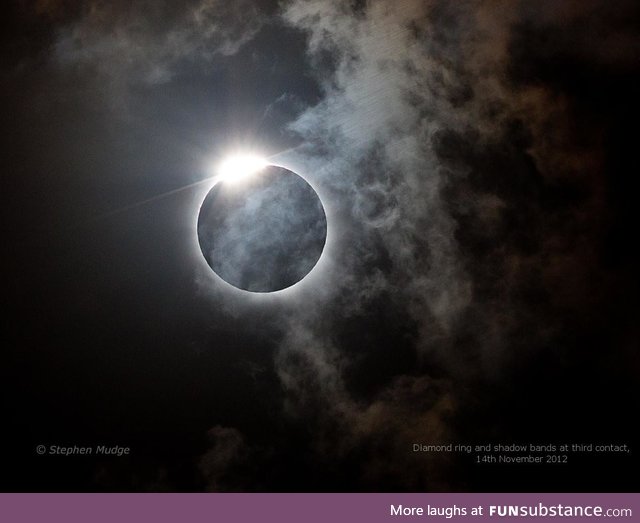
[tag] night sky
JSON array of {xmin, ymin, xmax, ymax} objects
[{"xmin": 2, "ymin": 0, "xmax": 639, "ymax": 492}]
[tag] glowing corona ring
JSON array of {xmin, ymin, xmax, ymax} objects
[{"xmin": 196, "ymin": 154, "xmax": 328, "ymax": 294}]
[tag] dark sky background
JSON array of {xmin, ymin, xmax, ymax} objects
[{"xmin": 2, "ymin": 0, "xmax": 639, "ymax": 492}]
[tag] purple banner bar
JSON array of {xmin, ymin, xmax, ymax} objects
[{"xmin": 1, "ymin": 493, "xmax": 638, "ymax": 523}]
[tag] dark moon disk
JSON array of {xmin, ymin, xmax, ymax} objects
[{"xmin": 197, "ymin": 165, "xmax": 327, "ymax": 292}]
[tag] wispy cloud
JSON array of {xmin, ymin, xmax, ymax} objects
[{"xmin": 53, "ymin": 0, "xmax": 265, "ymax": 87}]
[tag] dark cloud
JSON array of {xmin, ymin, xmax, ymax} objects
[
  {"xmin": 265, "ymin": 0, "xmax": 640, "ymax": 489},
  {"xmin": 198, "ymin": 426, "xmax": 250, "ymax": 491}
]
